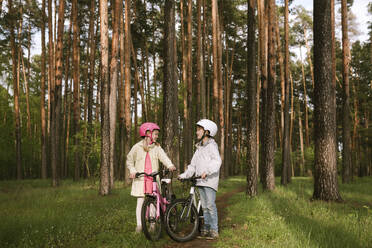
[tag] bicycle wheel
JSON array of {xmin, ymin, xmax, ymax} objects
[
  {"xmin": 141, "ymin": 196, "xmax": 162, "ymax": 241},
  {"xmin": 165, "ymin": 199, "xmax": 199, "ymax": 242}
]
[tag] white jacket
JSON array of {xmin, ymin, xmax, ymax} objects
[{"xmin": 179, "ymin": 139, "xmax": 222, "ymax": 191}]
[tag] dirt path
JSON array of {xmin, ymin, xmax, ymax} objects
[{"xmin": 163, "ymin": 187, "xmax": 245, "ymax": 248}]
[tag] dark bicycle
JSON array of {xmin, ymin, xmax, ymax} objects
[{"xmin": 165, "ymin": 175, "xmax": 204, "ymax": 242}]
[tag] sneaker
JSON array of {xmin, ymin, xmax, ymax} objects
[
  {"xmin": 135, "ymin": 226, "xmax": 142, "ymax": 233},
  {"xmin": 206, "ymin": 230, "xmax": 219, "ymax": 240},
  {"xmin": 197, "ymin": 229, "xmax": 209, "ymax": 239}
]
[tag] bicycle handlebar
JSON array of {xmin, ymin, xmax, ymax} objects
[
  {"xmin": 135, "ymin": 168, "xmax": 176, "ymax": 179},
  {"xmin": 178, "ymin": 175, "xmax": 204, "ymax": 182}
]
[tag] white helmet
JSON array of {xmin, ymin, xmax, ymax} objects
[{"xmin": 196, "ymin": 119, "xmax": 218, "ymax": 137}]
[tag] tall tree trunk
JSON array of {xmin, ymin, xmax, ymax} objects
[
  {"xmin": 124, "ymin": 0, "xmax": 132, "ymax": 184},
  {"xmin": 118, "ymin": 0, "xmax": 125, "ymax": 181},
  {"xmin": 163, "ymin": 0, "xmax": 179, "ymax": 172},
  {"xmin": 281, "ymin": 0, "xmax": 291, "ymax": 185},
  {"xmin": 300, "ymin": 47, "xmax": 310, "ymax": 148},
  {"xmin": 21, "ymin": 56, "xmax": 31, "ymax": 136},
  {"xmin": 131, "ymin": 41, "xmax": 147, "ymax": 122},
  {"xmin": 217, "ymin": 6, "xmax": 225, "ymax": 178},
  {"xmin": 109, "ymin": 0, "xmax": 120, "ymax": 188},
  {"xmin": 9, "ymin": 0, "xmax": 22, "ymax": 179},
  {"xmin": 341, "ymin": 0, "xmax": 352, "ymax": 183},
  {"xmin": 51, "ymin": 0, "xmax": 65, "ymax": 186},
  {"xmin": 197, "ymin": 0, "xmax": 206, "ymax": 119},
  {"xmin": 87, "ymin": 0, "xmax": 95, "ymax": 124},
  {"xmin": 298, "ymin": 101, "xmax": 305, "ymax": 176},
  {"xmin": 100, "ymin": 0, "xmax": 110, "ymax": 195},
  {"xmin": 352, "ymin": 82, "xmax": 359, "ymax": 176},
  {"xmin": 262, "ymin": 0, "xmax": 276, "ymax": 191},
  {"xmin": 212, "ymin": 0, "xmax": 219, "ymax": 127},
  {"xmin": 275, "ymin": 5, "xmax": 284, "ymax": 150},
  {"xmin": 180, "ymin": 0, "xmax": 189, "ymax": 171},
  {"xmin": 303, "ymin": 28, "xmax": 315, "ymax": 89},
  {"xmin": 313, "ymin": 0, "xmax": 342, "ymax": 201},
  {"xmin": 41, "ymin": 0, "xmax": 47, "ymax": 179},
  {"xmin": 258, "ymin": 0, "xmax": 267, "ymax": 183},
  {"xmin": 246, "ymin": 0, "xmax": 258, "ymax": 197},
  {"xmin": 61, "ymin": 23, "xmax": 71, "ymax": 178},
  {"xmin": 187, "ymin": 0, "xmax": 193, "ymax": 170},
  {"xmin": 72, "ymin": 0, "xmax": 81, "ymax": 181}
]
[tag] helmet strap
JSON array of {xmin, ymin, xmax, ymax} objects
[{"xmin": 145, "ymin": 131, "xmax": 154, "ymax": 145}]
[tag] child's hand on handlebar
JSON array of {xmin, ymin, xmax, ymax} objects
[
  {"xmin": 130, "ymin": 173, "xmax": 136, "ymax": 179},
  {"xmin": 201, "ymin": 173, "xmax": 207, "ymax": 179}
]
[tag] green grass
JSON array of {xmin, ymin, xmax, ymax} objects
[
  {"xmin": 216, "ymin": 177, "xmax": 372, "ymax": 248},
  {"xmin": 0, "ymin": 177, "xmax": 243, "ymax": 248},
  {"xmin": 1, "ymin": 177, "xmax": 371, "ymax": 248}
]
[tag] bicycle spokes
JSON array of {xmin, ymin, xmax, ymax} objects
[{"xmin": 166, "ymin": 199, "xmax": 199, "ymax": 242}]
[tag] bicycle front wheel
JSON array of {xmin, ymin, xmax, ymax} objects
[
  {"xmin": 165, "ymin": 199, "xmax": 199, "ymax": 242},
  {"xmin": 141, "ymin": 196, "xmax": 162, "ymax": 241}
]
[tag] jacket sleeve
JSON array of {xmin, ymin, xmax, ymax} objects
[
  {"xmin": 157, "ymin": 146, "xmax": 175, "ymax": 169},
  {"xmin": 204, "ymin": 143, "xmax": 222, "ymax": 175},
  {"xmin": 126, "ymin": 145, "xmax": 137, "ymax": 175}
]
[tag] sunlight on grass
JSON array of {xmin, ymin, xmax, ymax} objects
[
  {"xmin": 216, "ymin": 177, "xmax": 372, "ymax": 248},
  {"xmin": 1, "ymin": 176, "xmax": 371, "ymax": 247}
]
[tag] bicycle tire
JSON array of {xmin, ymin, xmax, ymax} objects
[
  {"xmin": 141, "ymin": 196, "xmax": 162, "ymax": 241},
  {"xmin": 165, "ymin": 199, "xmax": 199, "ymax": 242}
]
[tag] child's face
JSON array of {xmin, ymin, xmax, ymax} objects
[
  {"xmin": 151, "ymin": 130, "xmax": 159, "ymax": 141},
  {"xmin": 196, "ymin": 126, "xmax": 204, "ymax": 140}
]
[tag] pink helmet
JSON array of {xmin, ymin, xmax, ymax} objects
[{"xmin": 139, "ymin": 122, "xmax": 160, "ymax": 137}]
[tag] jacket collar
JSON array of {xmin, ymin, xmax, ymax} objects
[
  {"xmin": 195, "ymin": 138, "xmax": 214, "ymax": 148},
  {"xmin": 139, "ymin": 140, "xmax": 156, "ymax": 149}
]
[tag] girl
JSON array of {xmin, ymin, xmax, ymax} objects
[
  {"xmin": 126, "ymin": 122, "xmax": 176, "ymax": 233},
  {"xmin": 178, "ymin": 119, "xmax": 222, "ymax": 239}
]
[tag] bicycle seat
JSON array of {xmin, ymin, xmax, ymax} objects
[{"xmin": 161, "ymin": 178, "xmax": 171, "ymax": 184}]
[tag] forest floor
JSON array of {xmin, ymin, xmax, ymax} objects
[{"xmin": 0, "ymin": 176, "xmax": 371, "ymax": 248}]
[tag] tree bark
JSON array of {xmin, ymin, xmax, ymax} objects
[
  {"xmin": 72, "ymin": 0, "xmax": 81, "ymax": 181},
  {"xmin": 119, "ymin": 0, "xmax": 125, "ymax": 181},
  {"xmin": 51, "ymin": 0, "xmax": 65, "ymax": 186},
  {"xmin": 313, "ymin": 0, "xmax": 342, "ymax": 201},
  {"xmin": 131, "ymin": 40, "xmax": 147, "ymax": 123},
  {"xmin": 261, "ymin": 0, "xmax": 276, "ymax": 191},
  {"xmin": 303, "ymin": 28, "xmax": 315, "ymax": 89},
  {"xmin": 87, "ymin": 0, "xmax": 95, "ymax": 125},
  {"xmin": 124, "ymin": 0, "xmax": 132, "ymax": 184},
  {"xmin": 40, "ymin": 0, "xmax": 47, "ymax": 179},
  {"xmin": 341, "ymin": 0, "xmax": 352, "ymax": 183},
  {"xmin": 298, "ymin": 100, "xmax": 305, "ymax": 176},
  {"xmin": 100, "ymin": 0, "xmax": 110, "ymax": 195},
  {"xmin": 108, "ymin": 0, "xmax": 120, "ymax": 189},
  {"xmin": 300, "ymin": 47, "xmax": 310, "ymax": 148},
  {"xmin": 163, "ymin": 0, "xmax": 179, "ymax": 172},
  {"xmin": 9, "ymin": 0, "xmax": 22, "ymax": 180},
  {"xmin": 197, "ymin": 0, "xmax": 206, "ymax": 119},
  {"xmin": 246, "ymin": 0, "xmax": 258, "ymax": 197},
  {"xmin": 258, "ymin": 0, "xmax": 267, "ymax": 184},
  {"xmin": 281, "ymin": 0, "xmax": 291, "ymax": 185}
]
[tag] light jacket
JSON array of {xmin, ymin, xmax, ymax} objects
[
  {"xmin": 127, "ymin": 140, "xmax": 174, "ymax": 197},
  {"xmin": 179, "ymin": 138, "xmax": 222, "ymax": 191}
]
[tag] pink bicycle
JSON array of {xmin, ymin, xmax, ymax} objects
[{"xmin": 135, "ymin": 169, "xmax": 175, "ymax": 241}]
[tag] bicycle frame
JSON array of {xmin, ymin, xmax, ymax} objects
[
  {"xmin": 147, "ymin": 180, "xmax": 169, "ymax": 220},
  {"xmin": 179, "ymin": 178, "xmax": 203, "ymax": 220}
]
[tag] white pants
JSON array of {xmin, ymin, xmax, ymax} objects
[
  {"xmin": 136, "ymin": 197, "xmax": 144, "ymax": 227},
  {"xmin": 136, "ymin": 197, "xmax": 156, "ymax": 227}
]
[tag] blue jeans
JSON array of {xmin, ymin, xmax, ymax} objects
[{"xmin": 198, "ymin": 186, "xmax": 218, "ymax": 232}]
